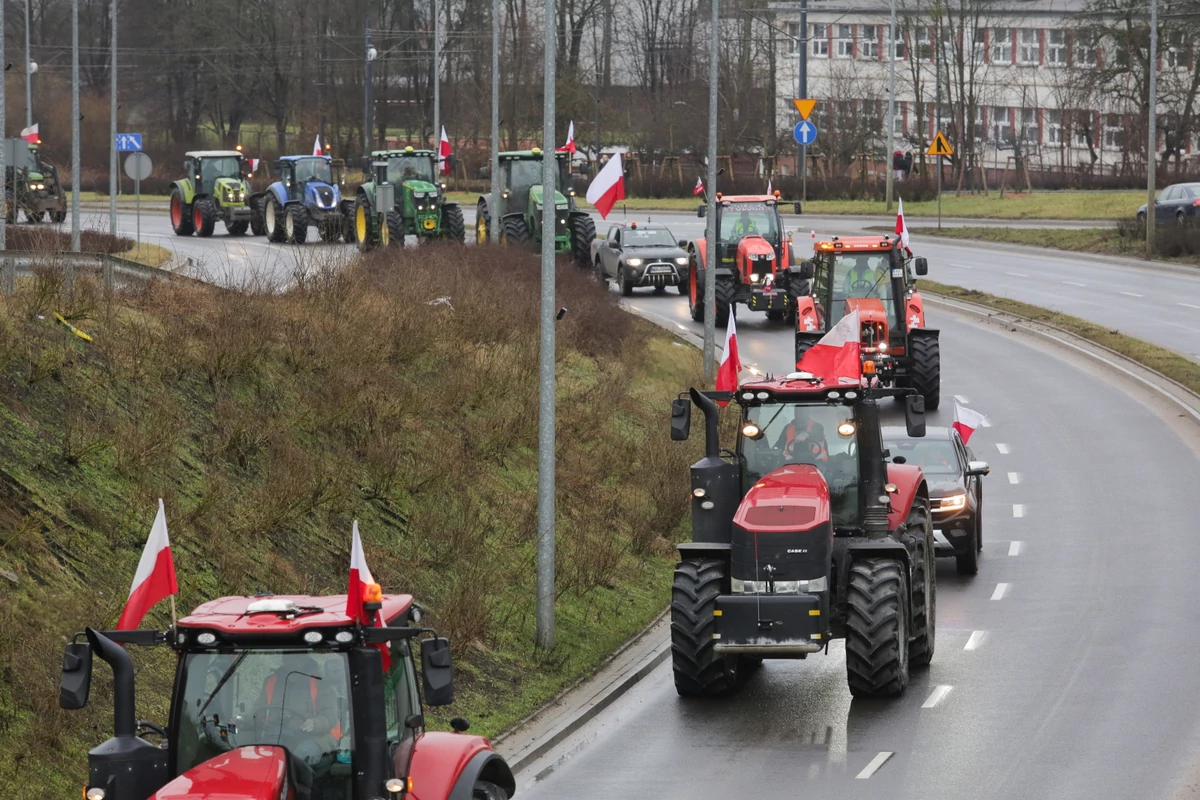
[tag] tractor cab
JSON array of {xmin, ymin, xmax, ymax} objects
[
  {"xmin": 498, "ymin": 149, "xmax": 573, "ymax": 216},
  {"xmin": 277, "ymin": 155, "xmax": 341, "ymax": 211},
  {"xmin": 378, "ymin": 147, "xmax": 439, "ymax": 190},
  {"xmin": 184, "ymin": 151, "xmax": 247, "ymax": 197},
  {"xmin": 707, "ymin": 194, "xmax": 788, "ymax": 271},
  {"xmin": 60, "ymin": 592, "xmax": 514, "ymax": 800}
]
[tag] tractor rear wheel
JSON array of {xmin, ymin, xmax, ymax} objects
[
  {"xmin": 51, "ymin": 209, "xmax": 67, "ymax": 223},
  {"xmin": 193, "ymin": 197, "xmax": 217, "ymax": 238},
  {"xmin": 845, "ymin": 558, "xmax": 909, "ymax": 698},
  {"xmin": 475, "ymin": 201, "xmax": 491, "ymax": 244},
  {"xmin": 354, "ymin": 195, "xmax": 376, "ymax": 252},
  {"xmin": 287, "ymin": 206, "xmax": 309, "ymax": 244},
  {"xmin": 250, "ymin": 196, "xmax": 266, "ymax": 236},
  {"xmin": 170, "ymin": 188, "xmax": 194, "ymax": 236},
  {"xmin": 501, "ymin": 215, "xmax": 530, "ymax": 246},
  {"xmin": 909, "ymin": 334, "xmax": 941, "ymax": 410},
  {"xmin": 795, "ymin": 336, "xmax": 817, "ymax": 365},
  {"xmin": 688, "ymin": 263, "xmax": 705, "ymax": 322},
  {"xmin": 443, "ymin": 204, "xmax": 466, "ymax": 243},
  {"xmin": 899, "ymin": 499, "xmax": 936, "ymax": 667},
  {"xmin": 472, "ymin": 781, "xmax": 509, "ymax": 800},
  {"xmin": 714, "ymin": 277, "xmax": 735, "ymax": 327},
  {"xmin": 386, "ymin": 209, "xmax": 405, "ymax": 247},
  {"xmin": 266, "ymin": 197, "xmax": 287, "ymax": 243},
  {"xmin": 225, "ymin": 219, "xmax": 249, "ymax": 236},
  {"xmin": 570, "ymin": 213, "xmax": 596, "ymax": 268},
  {"xmin": 671, "ymin": 559, "xmax": 738, "ymax": 697}
]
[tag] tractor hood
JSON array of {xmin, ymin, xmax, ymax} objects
[
  {"xmin": 734, "ymin": 464, "xmax": 831, "ymax": 532},
  {"xmin": 304, "ymin": 181, "xmax": 341, "ymax": 209},
  {"xmin": 529, "ymin": 185, "xmax": 568, "ymax": 209},
  {"xmin": 150, "ymin": 746, "xmax": 288, "ymax": 800},
  {"xmin": 28, "ymin": 171, "xmax": 44, "ymax": 181},
  {"xmin": 729, "ymin": 465, "xmax": 834, "ymax": 583},
  {"xmin": 402, "ymin": 179, "xmax": 439, "ymax": 194},
  {"xmin": 844, "ymin": 297, "xmax": 888, "ymax": 323},
  {"xmin": 214, "ymin": 176, "xmax": 248, "ymax": 194}
]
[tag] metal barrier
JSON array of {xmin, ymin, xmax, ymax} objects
[{"xmin": 0, "ymin": 251, "xmax": 182, "ymax": 295}]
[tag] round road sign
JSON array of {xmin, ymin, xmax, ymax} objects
[
  {"xmin": 124, "ymin": 151, "xmax": 153, "ymax": 181},
  {"xmin": 793, "ymin": 120, "xmax": 818, "ymax": 146}
]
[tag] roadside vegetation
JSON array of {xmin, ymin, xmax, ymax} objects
[
  {"xmin": 912, "ymin": 223, "xmax": 1200, "ymax": 268},
  {"xmin": 2, "ymin": 228, "xmax": 172, "ymax": 267},
  {"xmin": 0, "ymin": 245, "xmax": 700, "ymax": 797}
]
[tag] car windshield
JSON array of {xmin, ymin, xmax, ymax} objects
[
  {"xmin": 387, "ymin": 155, "xmax": 435, "ymax": 184},
  {"xmin": 741, "ymin": 403, "xmax": 861, "ymax": 527},
  {"xmin": 886, "ymin": 437, "xmax": 960, "ymax": 476},
  {"xmin": 719, "ymin": 202, "xmax": 780, "ymax": 244},
  {"xmin": 293, "ymin": 159, "xmax": 333, "ymax": 185},
  {"xmin": 816, "ymin": 253, "xmax": 898, "ymax": 329},
  {"xmin": 200, "ymin": 157, "xmax": 242, "ymax": 185},
  {"xmin": 624, "ymin": 228, "xmax": 677, "ymax": 247}
]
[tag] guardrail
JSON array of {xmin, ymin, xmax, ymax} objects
[{"xmin": 0, "ymin": 251, "xmax": 183, "ymax": 294}]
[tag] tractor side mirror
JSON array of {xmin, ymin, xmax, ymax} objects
[
  {"xmin": 966, "ymin": 461, "xmax": 991, "ymax": 477},
  {"xmin": 59, "ymin": 641, "xmax": 93, "ymax": 710},
  {"xmin": 793, "ymin": 202, "xmax": 802, "ymax": 214},
  {"xmin": 671, "ymin": 398, "xmax": 692, "ymax": 441},
  {"xmin": 420, "ymin": 637, "xmax": 455, "ymax": 707},
  {"xmin": 798, "ymin": 260, "xmax": 815, "ymax": 281},
  {"xmin": 697, "ymin": 204, "xmax": 706, "ymax": 218},
  {"xmin": 914, "ymin": 257, "xmax": 928, "ymax": 276},
  {"xmin": 904, "ymin": 395, "xmax": 926, "ymax": 438}
]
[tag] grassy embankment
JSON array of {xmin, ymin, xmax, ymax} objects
[
  {"xmin": 0, "ymin": 245, "xmax": 701, "ymax": 798},
  {"xmin": 4, "ymin": 227, "xmax": 172, "ymax": 268},
  {"xmin": 910, "ymin": 225, "xmax": 1200, "ymax": 270}
]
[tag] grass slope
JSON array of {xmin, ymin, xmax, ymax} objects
[
  {"xmin": 0, "ymin": 246, "xmax": 700, "ymax": 797},
  {"xmin": 911, "ymin": 225, "xmax": 1200, "ymax": 269}
]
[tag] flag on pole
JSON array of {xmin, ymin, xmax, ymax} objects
[
  {"xmin": 586, "ymin": 152, "xmax": 626, "ymax": 219},
  {"xmin": 715, "ymin": 312, "xmax": 741, "ymax": 404},
  {"xmin": 312, "ymin": 134, "xmax": 323, "ymax": 156},
  {"xmin": 953, "ymin": 400, "xmax": 986, "ymax": 444},
  {"xmin": 557, "ymin": 121, "xmax": 577, "ymax": 154},
  {"xmin": 796, "ymin": 309, "xmax": 862, "ymax": 385},
  {"xmin": 693, "ymin": 176, "xmax": 704, "ymax": 196},
  {"xmin": 116, "ymin": 500, "xmax": 179, "ymax": 630},
  {"xmin": 439, "ymin": 127, "xmax": 452, "ymax": 176},
  {"xmin": 896, "ymin": 197, "xmax": 912, "ymax": 255},
  {"xmin": 346, "ymin": 521, "xmax": 390, "ymax": 668},
  {"xmin": 767, "ymin": 179, "xmax": 773, "ymax": 195},
  {"xmin": 19, "ymin": 123, "xmax": 38, "ymax": 145}
]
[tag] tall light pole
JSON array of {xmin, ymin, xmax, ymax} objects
[
  {"xmin": 1146, "ymin": 0, "xmax": 1158, "ymax": 258},
  {"xmin": 490, "ymin": 0, "xmax": 500, "ymax": 238},
  {"xmin": 884, "ymin": 0, "xmax": 897, "ymax": 211},
  {"xmin": 1, "ymin": 0, "xmax": 7, "ymax": 260},
  {"xmin": 798, "ymin": 0, "xmax": 808, "ymax": 202},
  {"xmin": 109, "ymin": 0, "xmax": 117, "ymax": 238},
  {"xmin": 364, "ymin": 23, "xmax": 377, "ymax": 157},
  {"xmin": 24, "ymin": 0, "xmax": 33, "ymax": 130},
  {"xmin": 433, "ymin": 0, "xmax": 440, "ymax": 148},
  {"xmin": 702, "ymin": 0, "xmax": 719, "ymax": 383},
  {"xmin": 71, "ymin": 0, "xmax": 81, "ymax": 259},
  {"xmin": 535, "ymin": 0, "xmax": 558, "ymax": 651}
]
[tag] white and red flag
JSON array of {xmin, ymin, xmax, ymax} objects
[
  {"xmin": 797, "ymin": 308, "xmax": 862, "ymax": 385},
  {"xmin": 953, "ymin": 400, "xmax": 986, "ymax": 444},
  {"xmin": 250, "ymin": 158, "xmax": 261, "ymax": 174},
  {"xmin": 312, "ymin": 134, "xmax": 323, "ymax": 156},
  {"xmin": 767, "ymin": 179, "xmax": 773, "ymax": 195},
  {"xmin": 438, "ymin": 127, "xmax": 452, "ymax": 175},
  {"xmin": 715, "ymin": 311, "xmax": 741, "ymax": 403},
  {"xmin": 116, "ymin": 500, "xmax": 178, "ymax": 630},
  {"xmin": 558, "ymin": 121, "xmax": 577, "ymax": 154},
  {"xmin": 586, "ymin": 152, "xmax": 626, "ymax": 219},
  {"xmin": 347, "ymin": 520, "xmax": 377, "ymax": 626},
  {"xmin": 693, "ymin": 176, "xmax": 704, "ymax": 196},
  {"xmin": 20, "ymin": 123, "xmax": 38, "ymax": 145},
  {"xmin": 896, "ymin": 197, "xmax": 912, "ymax": 255}
]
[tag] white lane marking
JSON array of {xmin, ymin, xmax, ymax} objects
[
  {"xmin": 1120, "ymin": 291, "xmax": 1144, "ymax": 298},
  {"xmin": 856, "ymin": 752, "xmax": 894, "ymax": 780},
  {"xmin": 1009, "ymin": 541, "xmax": 1022, "ymax": 556},
  {"xmin": 1062, "ymin": 280, "xmax": 1087, "ymax": 287},
  {"xmin": 1013, "ymin": 504, "xmax": 1026, "ymax": 518},
  {"xmin": 991, "ymin": 583, "xmax": 1010, "ymax": 600},
  {"xmin": 1006, "ymin": 271, "xmax": 1029, "ymax": 277},
  {"xmin": 1007, "ymin": 471, "xmax": 1021, "ymax": 484},
  {"xmin": 1180, "ymin": 303, "xmax": 1200, "ymax": 310},
  {"xmin": 954, "ymin": 394, "xmax": 969, "ymax": 403},
  {"xmin": 949, "ymin": 262, "xmax": 974, "ymax": 269},
  {"xmin": 996, "ymin": 443, "xmax": 1010, "ymax": 454},
  {"xmin": 964, "ymin": 630, "xmax": 986, "ymax": 650},
  {"xmin": 980, "ymin": 418, "xmax": 992, "ymax": 427},
  {"xmin": 922, "ymin": 685, "xmax": 954, "ymax": 708}
]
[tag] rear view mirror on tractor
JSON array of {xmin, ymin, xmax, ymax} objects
[
  {"xmin": 905, "ymin": 394, "xmax": 927, "ymax": 438},
  {"xmin": 914, "ymin": 256, "xmax": 929, "ymax": 276},
  {"xmin": 421, "ymin": 637, "xmax": 456, "ymax": 707},
  {"xmin": 697, "ymin": 204, "xmax": 706, "ymax": 218},
  {"xmin": 798, "ymin": 260, "xmax": 815, "ymax": 281},
  {"xmin": 59, "ymin": 640, "xmax": 93, "ymax": 710},
  {"xmin": 671, "ymin": 397, "xmax": 692, "ymax": 441}
]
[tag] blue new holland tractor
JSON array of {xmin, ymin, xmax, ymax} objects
[{"xmin": 250, "ymin": 154, "xmax": 350, "ymax": 244}]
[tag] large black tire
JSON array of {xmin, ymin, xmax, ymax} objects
[
  {"xmin": 26, "ymin": 210, "xmax": 44, "ymax": 224},
  {"xmin": 225, "ymin": 219, "xmax": 249, "ymax": 236},
  {"xmin": 443, "ymin": 203, "xmax": 466, "ymax": 243},
  {"xmin": 286, "ymin": 205, "xmax": 309, "ymax": 244},
  {"xmin": 767, "ymin": 309, "xmax": 786, "ymax": 322},
  {"xmin": 501, "ymin": 215, "xmax": 530, "ymax": 245},
  {"xmin": 714, "ymin": 277, "xmax": 736, "ymax": 327},
  {"xmin": 51, "ymin": 208, "xmax": 67, "ymax": 224},
  {"xmin": 957, "ymin": 505, "xmax": 981, "ymax": 576},
  {"xmin": 250, "ymin": 196, "xmax": 267, "ymax": 236},
  {"xmin": 170, "ymin": 188, "xmax": 194, "ymax": 236},
  {"xmin": 618, "ymin": 266, "xmax": 634, "ymax": 296},
  {"xmin": 266, "ymin": 196, "xmax": 287, "ymax": 243},
  {"xmin": 386, "ymin": 209, "xmax": 405, "ymax": 247},
  {"xmin": 899, "ymin": 499, "xmax": 936, "ymax": 667},
  {"xmin": 688, "ymin": 261, "xmax": 705, "ymax": 322},
  {"xmin": 795, "ymin": 336, "xmax": 817, "ymax": 366},
  {"xmin": 671, "ymin": 559, "xmax": 738, "ymax": 697},
  {"xmin": 193, "ymin": 197, "xmax": 217, "ymax": 238},
  {"xmin": 472, "ymin": 781, "xmax": 508, "ymax": 800},
  {"xmin": 845, "ymin": 559, "xmax": 910, "ymax": 698},
  {"xmin": 570, "ymin": 213, "xmax": 596, "ymax": 268},
  {"xmin": 910, "ymin": 334, "xmax": 941, "ymax": 410},
  {"xmin": 354, "ymin": 194, "xmax": 376, "ymax": 252},
  {"xmin": 475, "ymin": 200, "xmax": 491, "ymax": 244}
]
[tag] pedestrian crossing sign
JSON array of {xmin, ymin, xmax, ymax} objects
[{"xmin": 927, "ymin": 131, "xmax": 953, "ymax": 157}]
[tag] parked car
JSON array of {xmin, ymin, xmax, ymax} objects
[
  {"xmin": 1137, "ymin": 182, "xmax": 1200, "ymax": 227},
  {"xmin": 591, "ymin": 221, "xmax": 690, "ymax": 296}
]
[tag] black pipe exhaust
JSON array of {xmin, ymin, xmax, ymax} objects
[
  {"xmin": 689, "ymin": 387, "xmax": 720, "ymax": 458},
  {"xmin": 87, "ymin": 628, "xmax": 136, "ymax": 737}
]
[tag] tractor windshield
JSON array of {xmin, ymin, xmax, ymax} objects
[
  {"xmin": 719, "ymin": 202, "xmax": 780, "ymax": 244},
  {"xmin": 506, "ymin": 159, "xmax": 545, "ymax": 192},
  {"xmin": 293, "ymin": 159, "xmax": 333, "ymax": 185},
  {"xmin": 740, "ymin": 403, "xmax": 861, "ymax": 527},
  {"xmin": 200, "ymin": 157, "xmax": 242, "ymax": 185},
  {"xmin": 817, "ymin": 253, "xmax": 898, "ymax": 330},
  {"xmin": 387, "ymin": 156, "xmax": 435, "ymax": 184}
]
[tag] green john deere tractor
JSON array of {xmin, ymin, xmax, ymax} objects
[
  {"xmin": 475, "ymin": 148, "xmax": 595, "ymax": 267},
  {"xmin": 3, "ymin": 138, "xmax": 67, "ymax": 223},
  {"xmin": 353, "ymin": 146, "xmax": 465, "ymax": 246},
  {"xmin": 351, "ymin": 158, "xmax": 395, "ymax": 252},
  {"xmin": 169, "ymin": 150, "xmax": 254, "ymax": 237}
]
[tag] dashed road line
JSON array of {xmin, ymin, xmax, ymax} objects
[
  {"xmin": 856, "ymin": 752, "xmax": 894, "ymax": 780},
  {"xmin": 1120, "ymin": 291, "xmax": 1144, "ymax": 298},
  {"xmin": 1062, "ymin": 280, "xmax": 1087, "ymax": 287},
  {"xmin": 991, "ymin": 583, "xmax": 1010, "ymax": 600},
  {"xmin": 1006, "ymin": 271, "xmax": 1029, "ymax": 277},
  {"xmin": 1180, "ymin": 303, "xmax": 1200, "ymax": 310},
  {"xmin": 1012, "ymin": 504, "xmax": 1026, "ymax": 518},
  {"xmin": 949, "ymin": 263, "xmax": 975, "ymax": 269},
  {"xmin": 1009, "ymin": 541, "xmax": 1022, "ymax": 556},
  {"xmin": 1007, "ymin": 471, "xmax": 1021, "ymax": 484},
  {"xmin": 922, "ymin": 685, "xmax": 953, "ymax": 708},
  {"xmin": 964, "ymin": 630, "xmax": 986, "ymax": 651},
  {"xmin": 996, "ymin": 443, "xmax": 1010, "ymax": 454}
]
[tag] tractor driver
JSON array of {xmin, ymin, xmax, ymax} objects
[
  {"xmin": 730, "ymin": 210, "xmax": 758, "ymax": 239},
  {"xmin": 254, "ymin": 656, "xmax": 343, "ymax": 774},
  {"xmin": 777, "ymin": 408, "xmax": 829, "ymax": 467},
  {"xmin": 841, "ymin": 255, "xmax": 888, "ymax": 298}
]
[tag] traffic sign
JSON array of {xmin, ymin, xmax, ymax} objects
[
  {"xmin": 124, "ymin": 152, "xmax": 152, "ymax": 181},
  {"xmin": 116, "ymin": 133, "xmax": 143, "ymax": 152},
  {"xmin": 793, "ymin": 99, "xmax": 817, "ymax": 120},
  {"xmin": 793, "ymin": 120, "xmax": 818, "ymax": 146},
  {"xmin": 927, "ymin": 131, "xmax": 953, "ymax": 157}
]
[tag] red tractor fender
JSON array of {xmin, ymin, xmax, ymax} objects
[
  {"xmin": 690, "ymin": 238, "xmax": 708, "ymax": 271},
  {"xmin": 407, "ymin": 732, "xmax": 515, "ymax": 800},
  {"xmin": 795, "ymin": 295, "xmax": 821, "ymax": 334},
  {"xmin": 905, "ymin": 292, "xmax": 927, "ymax": 329},
  {"xmin": 150, "ymin": 747, "xmax": 288, "ymax": 800},
  {"xmin": 886, "ymin": 463, "xmax": 928, "ymax": 530}
]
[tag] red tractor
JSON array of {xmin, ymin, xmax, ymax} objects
[
  {"xmin": 793, "ymin": 235, "xmax": 940, "ymax": 409},
  {"xmin": 686, "ymin": 193, "xmax": 807, "ymax": 326},
  {"xmin": 59, "ymin": 591, "xmax": 515, "ymax": 800},
  {"xmin": 668, "ymin": 372, "xmax": 934, "ymax": 697}
]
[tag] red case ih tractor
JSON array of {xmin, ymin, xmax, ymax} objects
[
  {"xmin": 59, "ymin": 593, "xmax": 515, "ymax": 800},
  {"xmin": 668, "ymin": 374, "xmax": 935, "ymax": 698},
  {"xmin": 686, "ymin": 193, "xmax": 807, "ymax": 326},
  {"xmin": 794, "ymin": 236, "xmax": 941, "ymax": 409}
]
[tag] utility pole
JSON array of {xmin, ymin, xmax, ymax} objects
[
  {"xmin": 109, "ymin": 0, "xmax": 117, "ymax": 238},
  {"xmin": 702, "ymin": 0, "xmax": 719, "ymax": 383},
  {"xmin": 1146, "ymin": 0, "xmax": 1158, "ymax": 259},
  {"xmin": 490, "ymin": 0, "xmax": 500, "ymax": 239},
  {"xmin": 433, "ymin": 0, "xmax": 440, "ymax": 149},
  {"xmin": 71, "ymin": 0, "xmax": 80, "ymax": 261},
  {"xmin": 799, "ymin": 0, "xmax": 807, "ymax": 202},
  {"xmin": 885, "ymin": 0, "xmax": 897, "ymax": 211},
  {"xmin": 364, "ymin": 23, "xmax": 376, "ymax": 157},
  {"xmin": 535, "ymin": 0, "xmax": 558, "ymax": 651},
  {"xmin": 1, "ymin": 0, "xmax": 7, "ymax": 261},
  {"xmin": 24, "ymin": 0, "xmax": 32, "ymax": 130}
]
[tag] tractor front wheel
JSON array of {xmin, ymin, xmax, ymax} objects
[
  {"xmin": 287, "ymin": 205, "xmax": 309, "ymax": 244},
  {"xmin": 845, "ymin": 558, "xmax": 910, "ymax": 698},
  {"xmin": 688, "ymin": 263, "xmax": 705, "ymax": 322},
  {"xmin": 475, "ymin": 201, "xmax": 490, "ymax": 244},
  {"xmin": 170, "ymin": 188, "xmax": 194, "ymax": 236},
  {"xmin": 51, "ymin": 209, "xmax": 67, "ymax": 224},
  {"xmin": 354, "ymin": 196, "xmax": 376, "ymax": 252},
  {"xmin": 443, "ymin": 204, "xmax": 466, "ymax": 243},
  {"xmin": 386, "ymin": 209, "xmax": 405, "ymax": 247},
  {"xmin": 250, "ymin": 196, "xmax": 267, "ymax": 236},
  {"xmin": 671, "ymin": 559, "xmax": 738, "ymax": 697},
  {"xmin": 193, "ymin": 197, "xmax": 217, "ymax": 238},
  {"xmin": 501, "ymin": 215, "xmax": 530, "ymax": 246},
  {"xmin": 714, "ymin": 277, "xmax": 735, "ymax": 327},
  {"xmin": 26, "ymin": 210, "xmax": 44, "ymax": 224},
  {"xmin": 900, "ymin": 499, "xmax": 935, "ymax": 667},
  {"xmin": 225, "ymin": 219, "xmax": 249, "ymax": 236},
  {"xmin": 472, "ymin": 781, "xmax": 509, "ymax": 800},
  {"xmin": 266, "ymin": 197, "xmax": 287, "ymax": 243},
  {"xmin": 909, "ymin": 334, "xmax": 942, "ymax": 410},
  {"xmin": 570, "ymin": 213, "xmax": 596, "ymax": 268}
]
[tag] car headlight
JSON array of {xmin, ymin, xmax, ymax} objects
[
  {"xmin": 937, "ymin": 493, "xmax": 968, "ymax": 512},
  {"xmin": 626, "ymin": 258, "xmax": 643, "ymax": 267},
  {"xmin": 675, "ymin": 257, "xmax": 689, "ymax": 265},
  {"xmin": 731, "ymin": 577, "xmax": 828, "ymax": 594}
]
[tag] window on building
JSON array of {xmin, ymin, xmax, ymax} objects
[
  {"xmin": 992, "ymin": 106, "xmax": 1012, "ymax": 143},
  {"xmin": 837, "ymin": 24, "xmax": 853, "ymax": 58},
  {"xmin": 1072, "ymin": 111, "xmax": 1094, "ymax": 148},
  {"xmin": 786, "ymin": 22, "xmax": 801, "ymax": 55},
  {"xmin": 1046, "ymin": 109, "xmax": 1063, "ymax": 145},
  {"xmin": 1021, "ymin": 108, "xmax": 1038, "ymax": 143},
  {"xmin": 887, "ymin": 26, "xmax": 905, "ymax": 59},
  {"xmin": 973, "ymin": 106, "xmax": 984, "ymax": 141},
  {"xmin": 1046, "ymin": 30, "xmax": 1067, "ymax": 66},
  {"xmin": 1167, "ymin": 31, "xmax": 1187, "ymax": 69},
  {"xmin": 1018, "ymin": 29, "xmax": 1040, "ymax": 64},
  {"xmin": 860, "ymin": 25, "xmax": 879, "ymax": 59},
  {"xmin": 893, "ymin": 103, "xmax": 905, "ymax": 136},
  {"xmin": 991, "ymin": 28, "xmax": 1012, "ymax": 64},
  {"xmin": 971, "ymin": 28, "xmax": 986, "ymax": 63},
  {"xmin": 915, "ymin": 26, "xmax": 933, "ymax": 61},
  {"xmin": 1075, "ymin": 32, "xmax": 1097, "ymax": 67},
  {"xmin": 1103, "ymin": 113, "xmax": 1123, "ymax": 150},
  {"xmin": 812, "ymin": 23, "xmax": 830, "ymax": 57}
]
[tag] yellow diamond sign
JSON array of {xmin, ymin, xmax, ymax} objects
[{"xmin": 793, "ymin": 99, "xmax": 817, "ymax": 120}]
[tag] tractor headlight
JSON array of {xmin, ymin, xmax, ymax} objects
[
  {"xmin": 731, "ymin": 577, "xmax": 827, "ymax": 594},
  {"xmin": 675, "ymin": 257, "xmax": 689, "ymax": 265},
  {"xmin": 877, "ymin": 342, "xmax": 888, "ymax": 353},
  {"xmin": 937, "ymin": 493, "xmax": 968, "ymax": 513},
  {"xmin": 626, "ymin": 258, "xmax": 643, "ymax": 267},
  {"xmin": 86, "ymin": 789, "xmax": 106, "ymax": 800}
]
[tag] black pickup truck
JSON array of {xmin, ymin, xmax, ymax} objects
[{"xmin": 591, "ymin": 221, "xmax": 691, "ymax": 296}]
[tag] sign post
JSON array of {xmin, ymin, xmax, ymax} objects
[
  {"xmin": 124, "ymin": 151, "xmax": 152, "ymax": 267},
  {"xmin": 792, "ymin": 99, "xmax": 817, "ymax": 204},
  {"xmin": 926, "ymin": 131, "xmax": 954, "ymax": 231}
]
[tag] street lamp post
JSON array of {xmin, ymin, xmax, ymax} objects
[
  {"xmin": 433, "ymin": 0, "xmax": 440, "ymax": 149},
  {"xmin": 1146, "ymin": 0, "xmax": 1157, "ymax": 258},
  {"xmin": 798, "ymin": 0, "xmax": 808, "ymax": 202},
  {"xmin": 490, "ymin": 0, "xmax": 500, "ymax": 239},
  {"xmin": 70, "ymin": 0, "xmax": 80, "ymax": 261},
  {"xmin": 364, "ymin": 24, "xmax": 377, "ymax": 157},
  {"xmin": 109, "ymin": 0, "xmax": 117, "ymax": 238},
  {"xmin": 24, "ymin": 0, "xmax": 32, "ymax": 130},
  {"xmin": 884, "ymin": 0, "xmax": 897, "ymax": 211},
  {"xmin": 703, "ymin": 0, "xmax": 719, "ymax": 383}
]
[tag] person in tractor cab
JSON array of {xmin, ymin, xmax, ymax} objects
[
  {"xmin": 841, "ymin": 255, "xmax": 888, "ymax": 298},
  {"xmin": 731, "ymin": 210, "xmax": 758, "ymax": 238},
  {"xmin": 778, "ymin": 408, "xmax": 829, "ymax": 466},
  {"xmin": 254, "ymin": 655, "xmax": 344, "ymax": 775}
]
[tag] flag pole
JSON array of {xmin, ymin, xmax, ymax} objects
[{"xmin": 170, "ymin": 594, "xmax": 177, "ymax": 632}]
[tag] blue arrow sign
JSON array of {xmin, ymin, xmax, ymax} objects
[
  {"xmin": 116, "ymin": 133, "xmax": 143, "ymax": 152},
  {"xmin": 793, "ymin": 121, "xmax": 818, "ymax": 146}
]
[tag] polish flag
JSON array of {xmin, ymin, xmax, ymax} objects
[
  {"xmin": 715, "ymin": 311, "xmax": 741, "ymax": 403},
  {"xmin": 693, "ymin": 176, "xmax": 704, "ymax": 196},
  {"xmin": 20, "ymin": 123, "xmax": 38, "ymax": 145},
  {"xmin": 796, "ymin": 308, "xmax": 861, "ymax": 385},
  {"xmin": 557, "ymin": 121, "xmax": 577, "ymax": 154},
  {"xmin": 347, "ymin": 520, "xmax": 377, "ymax": 626},
  {"xmin": 586, "ymin": 152, "xmax": 625, "ymax": 219},
  {"xmin": 953, "ymin": 400, "xmax": 986, "ymax": 444},
  {"xmin": 439, "ymin": 127, "xmax": 452, "ymax": 175},
  {"xmin": 250, "ymin": 158, "xmax": 260, "ymax": 174},
  {"xmin": 896, "ymin": 197, "xmax": 912, "ymax": 255},
  {"xmin": 767, "ymin": 179, "xmax": 773, "ymax": 195},
  {"xmin": 116, "ymin": 500, "xmax": 178, "ymax": 630},
  {"xmin": 312, "ymin": 134, "xmax": 323, "ymax": 156}
]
